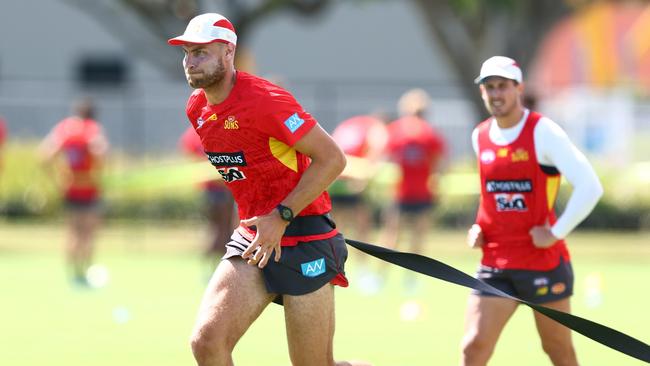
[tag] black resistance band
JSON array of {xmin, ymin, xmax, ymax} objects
[{"xmin": 345, "ymin": 239, "xmax": 650, "ymax": 363}]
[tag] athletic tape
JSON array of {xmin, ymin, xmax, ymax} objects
[{"xmin": 345, "ymin": 238, "xmax": 650, "ymax": 363}]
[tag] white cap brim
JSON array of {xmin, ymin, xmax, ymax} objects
[
  {"xmin": 167, "ymin": 22, "xmax": 237, "ymax": 46},
  {"xmin": 474, "ymin": 66, "xmax": 522, "ymax": 84},
  {"xmin": 168, "ymin": 35, "xmax": 218, "ymax": 45}
]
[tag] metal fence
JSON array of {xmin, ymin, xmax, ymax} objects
[{"xmin": 0, "ymin": 76, "xmax": 477, "ymax": 161}]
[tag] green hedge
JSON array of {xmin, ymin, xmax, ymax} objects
[{"xmin": 1, "ymin": 142, "xmax": 648, "ymax": 230}]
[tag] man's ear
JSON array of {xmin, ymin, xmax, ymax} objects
[{"xmin": 225, "ymin": 43, "xmax": 236, "ymax": 59}]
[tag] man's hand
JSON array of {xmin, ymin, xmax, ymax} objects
[
  {"xmin": 467, "ymin": 224, "xmax": 484, "ymax": 248},
  {"xmin": 240, "ymin": 210, "xmax": 288, "ymax": 268},
  {"xmin": 529, "ymin": 223, "xmax": 559, "ymax": 248}
]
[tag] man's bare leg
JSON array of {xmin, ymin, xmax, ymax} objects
[{"xmin": 190, "ymin": 258, "xmax": 275, "ymax": 366}]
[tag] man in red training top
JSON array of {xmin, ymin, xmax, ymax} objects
[
  {"xmin": 381, "ymin": 88, "xmax": 446, "ymax": 291},
  {"xmin": 329, "ymin": 113, "xmax": 388, "ymax": 292},
  {"xmin": 39, "ymin": 98, "xmax": 109, "ymax": 286},
  {"xmin": 179, "ymin": 126, "xmax": 237, "ymax": 267},
  {"xmin": 329, "ymin": 114, "xmax": 387, "ymax": 242},
  {"xmin": 168, "ymin": 13, "xmax": 369, "ymax": 366},
  {"xmin": 461, "ymin": 56, "xmax": 603, "ymax": 366}
]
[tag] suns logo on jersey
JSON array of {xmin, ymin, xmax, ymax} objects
[
  {"xmin": 511, "ymin": 148, "xmax": 529, "ymax": 162},
  {"xmin": 224, "ymin": 115, "xmax": 239, "ymax": 130}
]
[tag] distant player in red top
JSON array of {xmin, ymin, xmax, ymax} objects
[
  {"xmin": 39, "ymin": 98, "xmax": 109, "ymax": 286},
  {"xmin": 461, "ymin": 56, "xmax": 603, "ymax": 366},
  {"xmin": 329, "ymin": 114, "xmax": 387, "ymax": 240},
  {"xmin": 179, "ymin": 127, "xmax": 237, "ymax": 265},
  {"xmin": 168, "ymin": 13, "xmax": 368, "ymax": 366},
  {"xmin": 381, "ymin": 89, "xmax": 446, "ymax": 285},
  {"xmin": 329, "ymin": 113, "xmax": 388, "ymax": 292}
]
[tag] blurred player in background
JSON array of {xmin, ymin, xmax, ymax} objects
[
  {"xmin": 39, "ymin": 97, "xmax": 109, "ymax": 286},
  {"xmin": 462, "ymin": 56, "xmax": 603, "ymax": 366},
  {"xmin": 381, "ymin": 88, "xmax": 446, "ymax": 290},
  {"xmin": 168, "ymin": 13, "xmax": 369, "ymax": 366},
  {"xmin": 179, "ymin": 126, "xmax": 237, "ymax": 268},
  {"xmin": 329, "ymin": 112, "xmax": 388, "ymax": 293}
]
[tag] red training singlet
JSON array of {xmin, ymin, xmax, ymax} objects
[
  {"xmin": 475, "ymin": 112, "xmax": 570, "ymax": 270},
  {"xmin": 331, "ymin": 115, "xmax": 382, "ymax": 157},
  {"xmin": 185, "ymin": 71, "xmax": 335, "ymax": 246},
  {"xmin": 386, "ymin": 116, "xmax": 445, "ymax": 203},
  {"xmin": 51, "ymin": 117, "xmax": 104, "ymax": 201}
]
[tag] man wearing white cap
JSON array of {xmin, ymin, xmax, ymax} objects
[
  {"xmin": 461, "ymin": 56, "xmax": 603, "ymax": 366},
  {"xmin": 168, "ymin": 13, "xmax": 369, "ymax": 366}
]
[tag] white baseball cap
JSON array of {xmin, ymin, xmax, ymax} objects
[
  {"xmin": 168, "ymin": 13, "xmax": 237, "ymax": 46},
  {"xmin": 474, "ymin": 56, "xmax": 522, "ymax": 84}
]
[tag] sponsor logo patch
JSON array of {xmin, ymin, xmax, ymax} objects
[
  {"xmin": 497, "ymin": 147, "xmax": 509, "ymax": 158},
  {"xmin": 217, "ymin": 167, "xmax": 246, "ymax": 183},
  {"xmin": 284, "ymin": 113, "xmax": 305, "ymax": 133},
  {"xmin": 511, "ymin": 148, "xmax": 529, "ymax": 162},
  {"xmin": 486, "ymin": 180, "xmax": 533, "ymax": 193},
  {"xmin": 480, "ymin": 149, "xmax": 496, "ymax": 164},
  {"xmin": 495, "ymin": 193, "xmax": 527, "ymax": 211},
  {"xmin": 533, "ymin": 277, "xmax": 549, "ymax": 286},
  {"xmin": 536, "ymin": 286, "xmax": 549, "ymax": 296},
  {"xmin": 551, "ymin": 282, "xmax": 567, "ymax": 295},
  {"xmin": 197, "ymin": 113, "xmax": 218, "ymax": 129},
  {"xmin": 300, "ymin": 258, "xmax": 326, "ymax": 277},
  {"xmin": 206, "ymin": 151, "xmax": 246, "ymax": 167}
]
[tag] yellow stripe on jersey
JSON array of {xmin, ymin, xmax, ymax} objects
[
  {"xmin": 546, "ymin": 175, "xmax": 561, "ymax": 211},
  {"xmin": 269, "ymin": 137, "xmax": 298, "ymax": 172}
]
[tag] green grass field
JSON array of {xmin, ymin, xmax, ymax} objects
[{"xmin": 0, "ymin": 222, "xmax": 648, "ymax": 365}]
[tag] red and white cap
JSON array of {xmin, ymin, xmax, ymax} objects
[
  {"xmin": 474, "ymin": 56, "xmax": 522, "ymax": 84},
  {"xmin": 168, "ymin": 13, "xmax": 237, "ymax": 46}
]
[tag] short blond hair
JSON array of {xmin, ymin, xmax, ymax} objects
[{"xmin": 398, "ymin": 88, "xmax": 430, "ymax": 117}]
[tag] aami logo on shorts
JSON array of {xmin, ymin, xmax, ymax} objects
[
  {"xmin": 495, "ymin": 193, "xmax": 527, "ymax": 212},
  {"xmin": 301, "ymin": 258, "xmax": 326, "ymax": 277},
  {"xmin": 206, "ymin": 151, "xmax": 247, "ymax": 167},
  {"xmin": 217, "ymin": 167, "xmax": 246, "ymax": 183},
  {"xmin": 486, "ymin": 180, "xmax": 532, "ymax": 193}
]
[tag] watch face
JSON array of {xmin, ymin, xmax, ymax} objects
[{"xmin": 280, "ymin": 208, "xmax": 292, "ymax": 220}]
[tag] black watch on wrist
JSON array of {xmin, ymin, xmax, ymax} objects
[{"xmin": 276, "ymin": 204, "xmax": 294, "ymax": 222}]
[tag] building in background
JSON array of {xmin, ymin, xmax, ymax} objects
[{"xmin": 0, "ymin": 0, "xmax": 471, "ymax": 160}]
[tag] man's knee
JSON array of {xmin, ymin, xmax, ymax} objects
[
  {"xmin": 190, "ymin": 325, "xmax": 234, "ymax": 364},
  {"xmin": 461, "ymin": 332, "xmax": 495, "ymax": 363},
  {"xmin": 541, "ymin": 337, "xmax": 577, "ymax": 364}
]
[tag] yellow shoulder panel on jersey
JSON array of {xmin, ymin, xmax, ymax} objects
[{"xmin": 269, "ymin": 137, "xmax": 298, "ymax": 172}]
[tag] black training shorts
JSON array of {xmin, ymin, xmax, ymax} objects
[
  {"xmin": 472, "ymin": 258, "xmax": 574, "ymax": 304},
  {"xmin": 223, "ymin": 230, "xmax": 348, "ymax": 302}
]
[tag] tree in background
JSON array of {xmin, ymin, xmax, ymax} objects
[
  {"xmin": 62, "ymin": 0, "xmax": 333, "ymax": 74},
  {"xmin": 65, "ymin": 0, "xmax": 615, "ymax": 117}
]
